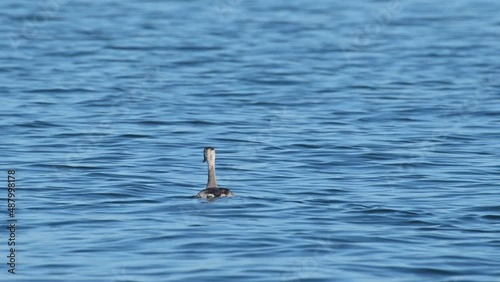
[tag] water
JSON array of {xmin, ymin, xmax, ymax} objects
[{"xmin": 2, "ymin": 0, "xmax": 500, "ymax": 281}]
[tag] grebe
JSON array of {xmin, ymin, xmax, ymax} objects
[{"xmin": 196, "ymin": 147, "xmax": 234, "ymax": 198}]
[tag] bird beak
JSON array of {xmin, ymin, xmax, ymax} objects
[{"xmin": 202, "ymin": 155, "xmax": 207, "ymax": 163}]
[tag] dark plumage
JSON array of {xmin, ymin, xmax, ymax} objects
[{"xmin": 196, "ymin": 187, "xmax": 234, "ymax": 198}]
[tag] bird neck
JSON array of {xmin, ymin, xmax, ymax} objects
[{"xmin": 206, "ymin": 160, "xmax": 217, "ymax": 188}]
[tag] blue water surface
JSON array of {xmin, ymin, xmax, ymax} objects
[{"xmin": 1, "ymin": 0, "xmax": 500, "ymax": 281}]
